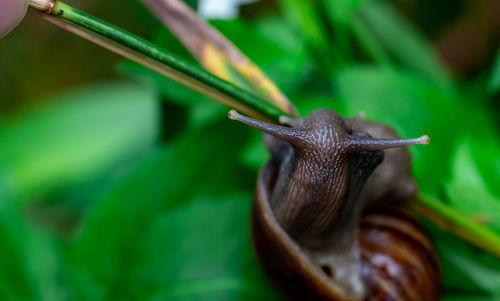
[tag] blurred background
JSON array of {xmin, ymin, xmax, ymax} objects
[{"xmin": 0, "ymin": 0, "xmax": 499, "ymax": 300}]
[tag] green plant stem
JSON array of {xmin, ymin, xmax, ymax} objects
[
  {"xmin": 410, "ymin": 193, "xmax": 500, "ymax": 258},
  {"xmin": 45, "ymin": 1, "xmax": 287, "ymax": 121}
]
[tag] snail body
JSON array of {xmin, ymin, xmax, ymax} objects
[{"xmin": 229, "ymin": 109, "xmax": 440, "ymax": 301}]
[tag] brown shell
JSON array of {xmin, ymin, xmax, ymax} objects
[
  {"xmin": 252, "ymin": 161, "xmax": 440, "ymax": 301},
  {"xmin": 360, "ymin": 206, "xmax": 441, "ymax": 301}
]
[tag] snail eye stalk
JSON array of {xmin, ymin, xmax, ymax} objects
[
  {"xmin": 345, "ymin": 135, "xmax": 429, "ymax": 153},
  {"xmin": 229, "ymin": 110, "xmax": 307, "ymax": 148}
]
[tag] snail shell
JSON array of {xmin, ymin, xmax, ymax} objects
[{"xmin": 252, "ymin": 160, "xmax": 440, "ymax": 300}]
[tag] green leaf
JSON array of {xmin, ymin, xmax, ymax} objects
[
  {"xmin": 0, "ymin": 81, "xmax": 158, "ymax": 200},
  {"xmin": 120, "ymin": 18, "xmax": 309, "ymax": 125},
  {"xmin": 0, "ymin": 202, "xmax": 66, "ymax": 301},
  {"xmin": 214, "ymin": 18, "xmax": 310, "ymax": 97},
  {"xmin": 446, "ymin": 139, "xmax": 500, "ymax": 232},
  {"xmin": 240, "ymin": 133, "xmax": 269, "ymax": 170},
  {"xmin": 349, "ymin": 16, "xmax": 392, "ymax": 66},
  {"xmin": 357, "ymin": 1, "xmax": 452, "ymax": 90},
  {"xmin": 140, "ymin": 0, "xmax": 298, "ymax": 116},
  {"xmin": 488, "ymin": 49, "xmax": 500, "ymax": 94},
  {"xmin": 67, "ymin": 120, "xmax": 260, "ymax": 300},
  {"xmin": 43, "ymin": 2, "xmax": 288, "ymax": 121},
  {"xmin": 0, "ymin": 209, "xmax": 35, "ymax": 300},
  {"xmin": 136, "ymin": 194, "xmax": 281, "ymax": 300},
  {"xmin": 428, "ymin": 222, "xmax": 500, "ymax": 297},
  {"xmin": 277, "ymin": 0, "xmax": 329, "ymax": 52},
  {"xmin": 276, "ymin": 0, "xmax": 340, "ymax": 72},
  {"xmin": 119, "ymin": 60, "xmax": 227, "ymax": 128},
  {"xmin": 333, "ymin": 66, "xmax": 458, "ymax": 193},
  {"xmin": 125, "ymin": 17, "xmax": 310, "ymax": 104},
  {"xmin": 323, "ymin": 0, "xmax": 368, "ymax": 24}
]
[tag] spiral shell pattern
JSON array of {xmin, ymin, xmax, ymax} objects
[
  {"xmin": 252, "ymin": 162, "xmax": 440, "ymax": 301},
  {"xmin": 360, "ymin": 205, "xmax": 440, "ymax": 301}
]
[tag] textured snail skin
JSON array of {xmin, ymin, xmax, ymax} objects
[
  {"xmin": 229, "ymin": 109, "xmax": 440, "ymax": 300},
  {"xmin": 252, "ymin": 161, "xmax": 357, "ymax": 300},
  {"xmin": 252, "ymin": 160, "xmax": 441, "ymax": 301},
  {"xmin": 230, "ymin": 109, "xmax": 428, "ymax": 253}
]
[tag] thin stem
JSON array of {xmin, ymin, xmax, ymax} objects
[
  {"xmin": 409, "ymin": 193, "xmax": 500, "ymax": 258},
  {"xmin": 32, "ymin": 1, "xmax": 287, "ymax": 122},
  {"xmin": 139, "ymin": 0, "xmax": 298, "ymax": 117}
]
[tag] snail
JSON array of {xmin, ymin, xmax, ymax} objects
[{"xmin": 228, "ymin": 108, "xmax": 440, "ymax": 301}]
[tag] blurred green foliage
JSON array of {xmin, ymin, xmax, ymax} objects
[{"xmin": 0, "ymin": 0, "xmax": 499, "ymax": 300}]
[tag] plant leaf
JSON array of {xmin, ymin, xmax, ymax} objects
[
  {"xmin": 445, "ymin": 138, "xmax": 500, "ymax": 232},
  {"xmin": 323, "ymin": 0, "xmax": 368, "ymax": 24},
  {"xmin": 488, "ymin": 48, "xmax": 500, "ymax": 94},
  {"xmin": 33, "ymin": 4, "xmax": 286, "ymax": 122},
  {"xmin": 0, "ymin": 201, "xmax": 66, "ymax": 301},
  {"xmin": 277, "ymin": 0, "xmax": 341, "ymax": 72},
  {"xmin": 140, "ymin": 0, "xmax": 298, "ymax": 117},
  {"xmin": 277, "ymin": 0, "xmax": 329, "ymax": 52},
  {"xmin": 426, "ymin": 221, "xmax": 500, "ymax": 297},
  {"xmin": 0, "ymin": 81, "xmax": 157, "ymax": 200},
  {"xmin": 67, "ymin": 120, "xmax": 263, "ymax": 299},
  {"xmin": 333, "ymin": 66, "xmax": 457, "ymax": 193},
  {"xmin": 137, "ymin": 194, "xmax": 282, "ymax": 301},
  {"xmin": 357, "ymin": 1, "xmax": 452, "ymax": 90}
]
